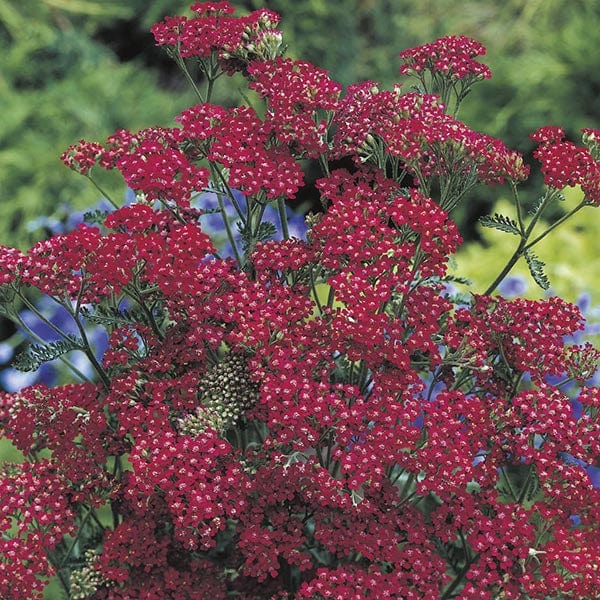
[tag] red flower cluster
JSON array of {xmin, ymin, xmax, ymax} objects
[
  {"xmin": 531, "ymin": 126, "xmax": 600, "ymax": 204},
  {"xmin": 151, "ymin": 1, "xmax": 282, "ymax": 73},
  {"xmin": 1, "ymin": 4, "xmax": 599, "ymax": 599},
  {"xmin": 60, "ymin": 139, "xmax": 104, "ymax": 175},
  {"xmin": 399, "ymin": 35, "xmax": 492, "ymax": 81},
  {"xmin": 0, "ymin": 461, "xmax": 76, "ymax": 599},
  {"xmin": 333, "ymin": 84, "xmax": 528, "ymax": 187},
  {"xmin": 248, "ymin": 57, "xmax": 342, "ymax": 158},
  {"xmin": 180, "ymin": 103, "xmax": 305, "ymax": 199}
]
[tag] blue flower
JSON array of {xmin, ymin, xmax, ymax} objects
[
  {"xmin": 194, "ymin": 190, "xmax": 307, "ymax": 258},
  {"xmin": 498, "ymin": 275, "xmax": 527, "ymax": 297}
]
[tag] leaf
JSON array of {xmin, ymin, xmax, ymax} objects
[
  {"xmin": 237, "ymin": 221, "xmax": 277, "ymax": 252},
  {"xmin": 525, "ymin": 471, "xmax": 541, "ymax": 503},
  {"xmin": 479, "ymin": 213, "xmax": 520, "ymax": 236},
  {"xmin": 83, "ymin": 209, "xmax": 109, "ymax": 226},
  {"xmin": 441, "ymin": 274, "xmax": 472, "ymax": 286},
  {"xmin": 12, "ymin": 335, "xmax": 83, "ymax": 372},
  {"xmin": 81, "ymin": 304, "xmax": 167, "ymax": 332},
  {"xmin": 524, "ymin": 249, "xmax": 550, "ymax": 290},
  {"xmin": 528, "ymin": 192, "xmax": 565, "ymax": 216},
  {"xmin": 433, "ymin": 537, "xmax": 467, "ymax": 573},
  {"xmin": 0, "ymin": 284, "xmax": 18, "ymax": 318}
]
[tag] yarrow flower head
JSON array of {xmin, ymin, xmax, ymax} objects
[
  {"xmin": 1, "ymin": 5, "xmax": 599, "ymax": 600},
  {"xmin": 399, "ymin": 35, "xmax": 492, "ymax": 81},
  {"xmin": 248, "ymin": 57, "xmax": 342, "ymax": 158},
  {"xmin": 151, "ymin": 1, "xmax": 282, "ymax": 74},
  {"xmin": 332, "ymin": 84, "xmax": 528, "ymax": 202},
  {"xmin": 531, "ymin": 126, "xmax": 600, "ymax": 204},
  {"xmin": 60, "ymin": 140, "xmax": 104, "ymax": 175},
  {"xmin": 582, "ymin": 127, "xmax": 600, "ymax": 159}
]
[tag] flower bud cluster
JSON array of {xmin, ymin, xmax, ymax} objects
[
  {"xmin": 531, "ymin": 126, "xmax": 600, "ymax": 204},
  {"xmin": 68, "ymin": 550, "xmax": 107, "ymax": 600},
  {"xmin": 179, "ymin": 353, "xmax": 259, "ymax": 434},
  {"xmin": 151, "ymin": 1, "xmax": 283, "ymax": 75}
]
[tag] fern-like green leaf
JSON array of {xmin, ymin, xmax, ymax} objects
[
  {"xmin": 524, "ymin": 249, "xmax": 550, "ymax": 290},
  {"xmin": 528, "ymin": 192, "xmax": 565, "ymax": 217},
  {"xmin": 432, "ymin": 537, "xmax": 467, "ymax": 573},
  {"xmin": 479, "ymin": 213, "xmax": 520, "ymax": 236},
  {"xmin": 0, "ymin": 284, "xmax": 18, "ymax": 318},
  {"xmin": 12, "ymin": 336, "xmax": 84, "ymax": 372},
  {"xmin": 237, "ymin": 221, "xmax": 277, "ymax": 252},
  {"xmin": 81, "ymin": 304, "xmax": 165, "ymax": 329},
  {"xmin": 83, "ymin": 209, "xmax": 110, "ymax": 226},
  {"xmin": 441, "ymin": 275, "xmax": 472, "ymax": 286},
  {"xmin": 525, "ymin": 471, "xmax": 540, "ymax": 503}
]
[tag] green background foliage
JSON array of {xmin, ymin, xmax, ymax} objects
[
  {"xmin": 1, "ymin": 0, "xmax": 599, "ymax": 228},
  {"xmin": 2, "ymin": 0, "xmax": 600, "ymax": 242}
]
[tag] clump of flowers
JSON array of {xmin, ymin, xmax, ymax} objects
[
  {"xmin": 1, "ymin": 2, "xmax": 599, "ymax": 598},
  {"xmin": 531, "ymin": 125, "xmax": 600, "ymax": 205}
]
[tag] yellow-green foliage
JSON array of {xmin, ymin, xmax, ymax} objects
[
  {"xmin": 0, "ymin": 0, "xmax": 196, "ymax": 249},
  {"xmin": 453, "ymin": 187, "xmax": 600, "ymax": 304}
]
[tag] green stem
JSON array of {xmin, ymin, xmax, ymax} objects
[
  {"xmin": 326, "ymin": 285, "xmax": 336, "ymax": 309},
  {"xmin": 158, "ymin": 198, "xmax": 187, "ymax": 224},
  {"xmin": 388, "ymin": 464, "xmax": 404, "ymax": 486},
  {"xmin": 309, "ymin": 268, "xmax": 324, "ymax": 315},
  {"xmin": 58, "ymin": 505, "xmax": 97, "ymax": 569},
  {"xmin": 500, "ymin": 466, "xmax": 520, "ymax": 502},
  {"xmin": 245, "ymin": 198, "xmax": 268, "ymax": 261},
  {"xmin": 511, "ymin": 181, "xmax": 526, "ymax": 233},
  {"xmin": 442, "ymin": 173, "xmax": 478, "ymax": 213},
  {"xmin": 215, "ymin": 185, "xmax": 243, "ymax": 264},
  {"xmin": 458, "ymin": 529, "xmax": 471, "ymax": 562},
  {"xmin": 206, "ymin": 73, "xmax": 215, "ymax": 102},
  {"xmin": 483, "ymin": 239, "xmax": 526, "ymax": 296},
  {"xmin": 356, "ymin": 360, "xmax": 369, "ymax": 395},
  {"xmin": 441, "ymin": 551, "xmax": 480, "ymax": 599},
  {"xmin": 175, "ymin": 55, "xmax": 205, "ymax": 102},
  {"xmin": 122, "ymin": 272, "xmax": 166, "ymax": 341},
  {"xmin": 397, "ymin": 471, "xmax": 415, "ymax": 499},
  {"xmin": 517, "ymin": 464, "xmax": 535, "ymax": 504},
  {"xmin": 66, "ymin": 293, "xmax": 111, "ymax": 390},
  {"xmin": 15, "ymin": 289, "xmax": 76, "ymax": 342},
  {"xmin": 134, "ymin": 295, "xmax": 165, "ymax": 341},
  {"xmin": 523, "ymin": 188, "xmax": 561, "ymax": 238},
  {"xmin": 318, "ymin": 153, "xmax": 330, "ymax": 178},
  {"xmin": 45, "ymin": 549, "xmax": 70, "ymax": 595},
  {"xmin": 277, "ymin": 197, "xmax": 290, "ymax": 240},
  {"xmin": 324, "ymin": 435, "xmax": 333, "ymax": 469},
  {"xmin": 204, "ymin": 52, "xmax": 224, "ymax": 103},
  {"xmin": 483, "ymin": 188, "xmax": 563, "ymax": 295},
  {"xmin": 85, "ymin": 175, "xmax": 120, "ymax": 209},
  {"xmin": 524, "ymin": 201, "xmax": 587, "ymax": 249},
  {"xmin": 11, "ymin": 288, "xmax": 93, "ymax": 381},
  {"xmin": 211, "ymin": 167, "xmax": 245, "ymax": 220}
]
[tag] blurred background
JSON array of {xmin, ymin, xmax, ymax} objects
[{"xmin": 1, "ymin": 0, "xmax": 600, "ymax": 378}]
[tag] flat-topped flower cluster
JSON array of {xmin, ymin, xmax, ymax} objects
[{"xmin": 1, "ymin": 2, "xmax": 599, "ymax": 598}]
